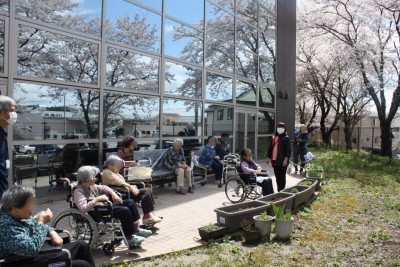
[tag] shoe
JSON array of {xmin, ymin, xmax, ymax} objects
[
  {"xmin": 136, "ymin": 228, "xmax": 152, "ymax": 237},
  {"xmin": 125, "ymin": 235, "xmax": 145, "ymax": 247},
  {"xmin": 176, "ymin": 188, "xmax": 186, "ymax": 195},
  {"xmin": 188, "ymin": 186, "xmax": 194, "ymax": 193},
  {"xmin": 143, "ymin": 216, "xmax": 163, "ymax": 224},
  {"xmin": 218, "ymin": 183, "xmax": 222, "ymax": 188}
]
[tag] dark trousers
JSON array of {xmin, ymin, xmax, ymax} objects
[
  {"xmin": 134, "ymin": 187, "xmax": 155, "ymax": 215},
  {"xmin": 257, "ymin": 178, "xmax": 274, "ymax": 196},
  {"xmin": 293, "ymin": 145, "xmax": 306, "ymax": 169},
  {"xmin": 211, "ymin": 160, "xmax": 223, "ymax": 180},
  {"xmin": 273, "ymin": 165, "xmax": 287, "ymax": 191},
  {"xmin": 112, "ymin": 199, "xmax": 140, "ymax": 237},
  {"xmin": 35, "ymin": 240, "xmax": 95, "ymax": 267}
]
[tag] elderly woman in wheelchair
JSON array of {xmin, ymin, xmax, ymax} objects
[
  {"xmin": 0, "ymin": 185, "xmax": 95, "ymax": 267},
  {"xmin": 102, "ymin": 155, "xmax": 162, "ymax": 224}
]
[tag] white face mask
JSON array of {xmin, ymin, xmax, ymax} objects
[
  {"xmin": 7, "ymin": 112, "xmax": 17, "ymax": 125},
  {"xmin": 277, "ymin": 127, "xmax": 284, "ymax": 135}
]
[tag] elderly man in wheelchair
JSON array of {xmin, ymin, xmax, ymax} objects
[{"xmin": 0, "ymin": 185, "xmax": 95, "ymax": 267}]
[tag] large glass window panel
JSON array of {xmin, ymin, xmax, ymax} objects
[
  {"xmin": 16, "ymin": 0, "xmax": 102, "ymax": 36},
  {"xmin": 236, "ymin": 80, "xmax": 257, "ymax": 106},
  {"xmin": 236, "ymin": 20, "xmax": 258, "ymax": 53},
  {"xmin": 205, "ymin": 35, "xmax": 234, "ymax": 73},
  {"xmin": 18, "ymin": 26, "xmax": 99, "ymax": 84},
  {"xmin": 259, "ymin": 57, "xmax": 275, "ymax": 84},
  {"xmin": 0, "ymin": 20, "xmax": 4, "ymax": 73},
  {"xmin": 259, "ymin": 85, "xmax": 275, "ymax": 108},
  {"xmin": 236, "ymin": 48, "xmax": 258, "ymax": 81},
  {"xmin": 206, "ymin": 1, "xmax": 234, "ymax": 42},
  {"xmin": 165, "ymin": 61, "xmax": 202, "ymax": 99},
  {"xmin": 235, "ymin": 111, "xmax": 255, "ymax": 155},
  {"xmin": 258, "ymin": 110, "xmax": 275, "ymax": 134},
  {"xmin": 259, "ymin": 32, "xmax": 276, "ymax": 60},
  {"xmin": 106, "ymin": 0, "xmax": 161, "ymax": 53},
  {"xmin": 0, "ymin": 0, "xmax": 7, "ymax": 11},
  {"xmin": 236, "ymin": 0, "xmax": 258, "ymax": 25},
  {"xmin": 208, "ymin": 0, "xmax": 234, "ymax": 14},
  {"xmin": 13, "ymin": 83, "xmax": 99, "ymax": 141},
  {"xmin": 259, "ymin": 1, "xmax": 276, "ymax": 32},
  {"xmin": 163, "ymin": 99, "xmax": 202, "ymax": 138},
  {"xmin": 257, "ymin": 136, "xmax": 270, "ymax": 160},
  {"xmin": 106, "ymin": 47, "xmax": 159, "ymax": 93},
  {"xmin": 164, "ymin": 19, "xmax": 203, "ymax": 65},
  {"xmin": 206, "ymin": 72, "xmax": 233, "ymax": 102},
  {"xmin": 103, "ymin": 92, "xmax": 159, "ymax": 143},
  {"xmin": 165, "ymin": 0, "xmax": 204, "ymax": 27},
  {"xmin": 204, "ymin": 103, "xmax": 233, "ymax": 139},
  {"xmin": 134, "ymin": 0, "xmax": 162, "ymax": 12}
]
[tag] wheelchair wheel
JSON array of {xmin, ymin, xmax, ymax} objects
[
  {"xmin": 52, "ymin": 209, "xmax": 98, "ymax": 249},
  {"xmin": 102, "ymin": 243, "xmax": 115, "ymax": 255},
  {"xmin": 225, "ymin": 177, "xmax": 246, "ymax": 203}
]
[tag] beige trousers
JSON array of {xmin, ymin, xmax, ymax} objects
[{"xmin": 175, "ymin": 167, "xmax": 192, "ymax": 188}]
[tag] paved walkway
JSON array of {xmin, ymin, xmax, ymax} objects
[{"xmin": 36, "ymin": 163, "xmax": 303, "ymax": 265}]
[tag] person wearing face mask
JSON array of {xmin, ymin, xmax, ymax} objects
[
  {"xmin": 200, "ymin": 136, "xmax": 224, "ymax": 188},
  {"xmin": 266, "ymin": 122, "xmax": 291, "ymax": 191},
  {"xmin": 0, "ymin": 95, "xmax": 16, "ymax": 200}
]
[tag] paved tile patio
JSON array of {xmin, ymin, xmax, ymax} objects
[{"xmin": 35, "ymin": 162, "xmax": 303, "ymax": 265}]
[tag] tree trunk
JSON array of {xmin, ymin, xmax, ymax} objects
[
  {"xmin": 343, "ymin": 124, "xmax": 352, "ymax": 150},
  {"xmin": 380, "ymin": 122, "xmax": 393, "ymax": 156}
]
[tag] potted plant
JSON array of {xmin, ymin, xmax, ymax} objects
[
  {"xmin": 298, "ymin": 179, "xmax": 318, "ymax": 198},
  {"xmin": 271, "ymin": 202, "xmax": 293, "ymax": 240},
  {"xmin": 256, "ymin": 192, "xmax": 295, "ymax": 216},
  {"xmin": 198, "ymin": 223, "xmax": 227, "ymax": 241},
  {"xmin": 253, "ymin": 211, "xmax": 273, "ymax": 241},
  {"xmin": 241, "ymin": 219, "xmax": 261, "ymax": 243},
  {"xmin": 306, "ymin": 163, "xmax": 324, "ymax": 190},
  {"xmin": 282, "ymin": 185, "xmax": 311, "ymax": 210}
]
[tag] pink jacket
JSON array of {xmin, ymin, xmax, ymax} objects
[{"xmin": 73, "ymin": 184, "xmax": 113, "ymax": 213}]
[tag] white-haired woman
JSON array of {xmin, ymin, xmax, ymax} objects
[
  {"xmin": 162, "ymin": 138, "xmax": 194, "ymax": 195},
  {"xmin": 102, "ymin": 155, "xmax": 162, "ymax": 224},
  {"xmin": 73, "ymin": 166, "xmax": 151, "ymax": 247},
  {"xmin": 0, "ymin": 185, "xmax": 95, "ymax": 267}
]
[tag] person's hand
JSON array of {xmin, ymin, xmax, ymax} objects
[
  {"xmin": 296, "ymin": 138, "xmax": 302, "ymax": 142},
  {"xmin": 95, "ymin": 195, "xmax": 109, "ymax": 204},
  {"xmin": 179, "ymin": 164, "xmax": 188, "ymax": 169},
  {"xmin": 256, "ymin": 168, "xmax": 262, "ymax": 174},
  {"xmin": 283, "ymin": 159, "xmax": 288, "ymax": 167},
  {"xmin": 215, "ymin": 155, "xmax": 220, "ymax": 160},
  {"xmin": 111, "ymin": 193, "xmax": 123, "ymax": 204},
  {"xmin": 130, "ymin": 185, "xmax": 140, "ymax": 196},
  {"xmin": 37, "ymin": 208, "xmax": 53, "ymax": 224},
  {"xmin": 49, "ymin": 231, "xmax": 63, "ymax": 247}
]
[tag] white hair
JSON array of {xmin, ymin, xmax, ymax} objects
[
  {"xmin": 105, "ymin": 154, "xmax": 124, "ymax": 167},
  {"xmin": 76, "ymin": 166, "xmax": 100, "ymax": 184},
  {"xmin": 174, "ymin": 138, "xmax": 183, "ymax": 145},
  {"xmin": 0, "ymin": 95, "xmax": 16, "ymax": 111}
]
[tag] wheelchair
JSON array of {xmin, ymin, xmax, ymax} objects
[
  {"xmin": 51, "ymin": 183, "xmax": 134, "ymax": 256},
  {"xmin": 0, "ymin": 230, "xmax": 72, "ymax": 267},
  {"xmin": 225, "ymin": 165, "xmax": 270, "ymax": 203},
  {"xmin": 222, "ymin": 154, "xmax": 240, "ymax": 183}
]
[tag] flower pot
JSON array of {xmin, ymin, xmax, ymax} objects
[
  {"xmin": 253, "ymin": 215, "xmax": 273, "ymax": 241},
  {"xmin": 198, "ymin": 224, "xmax": 227, "ymax": 241},
  {"xmin": 214, "ymin": 201, "xmax": 270, "ymax": 232},
  {"xmin": 306, "ymin": 173, "xmax": 322, "ymax": 191},
  {"xmin": 242, "ymin": 227, "xmax": 261, "ymax": 243},
  {"xmin": 298, "ymin": 179, "xmax": 318, "ymax": 199},
  {"xmin": 274, "ymin": 218, "xmax": 292, "ymax": 240},
  {"xmin": 282, "ymin": 185, "xmax": 311, "ymax": 210},
  {"xmin": 256, "ymin": 192, "xmax": 295, "ymax": 216}
]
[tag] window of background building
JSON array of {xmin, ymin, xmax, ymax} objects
[
  {"xmin": 227, "ymin": 108, "xmax": 233, "ymax": 120},
  {"xmin": 217, "ymin": 109, "xmax": 224, "ymax": 120},
  {"xmin": 204, "ymin": 103, "xmax": 233, "ymax": 141}
]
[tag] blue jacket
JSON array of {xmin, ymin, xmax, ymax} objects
[
  {"xmin": 0, "ymin": 209, "xmax": 54, "ymax": 258},
  {"xmin": 200, "ymin": 144, "xmax": 216, "ymax": 167}
]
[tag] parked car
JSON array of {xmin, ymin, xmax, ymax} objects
[
  {"xmin": 34, "ymin": 144, "xmax": 62, "ymax": 154},
  {"xmin": 19, "ymin": 145, "xmax": 36, "ymax": 154}
]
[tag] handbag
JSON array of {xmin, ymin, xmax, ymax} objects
[{"xmin": 304, "ymin": 151, "xmax": 315, "ymax": 163}]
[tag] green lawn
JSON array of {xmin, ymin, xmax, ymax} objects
[{"xmin": 104, "ymin": 149, "xmax": 400, "ymax": 267}]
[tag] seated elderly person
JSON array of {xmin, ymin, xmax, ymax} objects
[
  {"xmin": 73, "ymin": 166, "xmax": 152, "ymax": 247},
  {"xmin": 102, "ymin": 155, "xmax": 162, "ymax": 224},
  {"xmin": 240, "ymin": 149, "xmax": 274, "ymax": 196},
  {"xmin": 162, "ymin": 138, "xmax": 194, "ymax": 195},
  {"xmin": 0, "ymin": 185, "xmax": 95, "ymax": 267},
  {"xmin": 117, "ymin": 135, "xmax": 139, "ymax": 167},
  {"xmin": 201, "ymin": 136, "xmax": 224, "ymax": 188}
]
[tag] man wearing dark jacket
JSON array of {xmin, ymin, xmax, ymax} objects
[{"xmin": 215, "ymin": 133, "xmax": 230, "ymax": 160}]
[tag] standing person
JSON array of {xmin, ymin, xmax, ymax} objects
[
  {"xmin": 293, "ymin": 124, "xmax": 308, "ymax": 174},
  {"xmin": 0, "ymin": 96, "xmax": 16, "ymax": 200},
  {"xmin": 117, "ymin": 136, "xmax": 138, "ymax": 167},
  {"xmin": 215, "ymin": 133, "xmax": 231, "ymax": 161},
  {"xmin": 200, "ymin": 136, "xmax": 223, "ymax": 188},
  {"xmin": 266, "ymin": 122, "xmax": 291, "ymax": 191}
]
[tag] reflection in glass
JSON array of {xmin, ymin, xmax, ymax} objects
[
  {"xmin": 236, "ymin": 48, "xmax": 258, "ymax": 81},
  {"xmin": 258, "ymin": 110, "xmax": 275, "ymax": 134},
  {"xmin": 259, "ymin": 58, "xmax": 275, "ymax": 85},
  {"xmin": 16, "ymin": 0, "xmax": 102, "ymax": 35},
  {"xmin": 259, "ymin": 32, "xmax": 276, "ymax": 61},
  {"xmin": 164, "ymin": 19, "xmax": 203, "ymax": 65},
  {"xmin": 18, "ymin": 26, "xmax": 99, "ymax": 84},
  {"xmin": 236, "ymin": 20, "xmax": 258, "ymax": 52},
  {"xmin": 206, "ymin": 1, "xmax": 234, "ymax": 42},
  {"xmin": 236, "ymin": 80, "xmax": 257, "ymax": 106},
  {"xmin": 134, "ymin": 0, "xmax": 162, "ymax": 12},
  {"xmin": 208, "ymin": 0, "xmax": 234, "ymax": 14},
  {"xmin": 259, "ymin": 86, "xmax": 275, "ymax": 108},
  {"xmin": 163, "ymin": 99, "xmax": 202, "ymax": 138},
  {"xmin": 106, "ymin": 47, "xmax": 159, "ymax": 93},
  {"xmin": 106, "ymin": 0, "xmax": 161, "ymax": 52},
  {"xmin": 259, "ymin": 1, "xmax": 276, "ymax": 32},
  {"xmin": 165, "ymin": 61, "xmax": 202, "ymax": 99},
  {"xmin": 13, "ymin": 83, "xmax": 99, "ymax": 141},
  {"xmin": 103, "ymin": 92, "xmax": 159, "ymax": 142},
  {"xmin": 257, "ymin": 136, "xmax": 271, "ymax": 160},
  {"xmin": 204, "ymin": 103, "xmax": 233, "ymax": 138},
  {"xmin": 236, "ymin": 0, "xmax": 258, "ymax": 25},
  {"xmin": 165, "ymin": 0, "xmax": 204, "ymax": 27},
  {"xmin": 206, "ymin": 72, "xmax": 233, "ymax": 102},
  {"xmin": 205, "ymin": 35, "xmax": 234, "ymax": 73},
  {"xmin": 0, "ymin": 0, "xmax": 7, "ymax": 11},
  {"xmin": 0, "ymin": 20, "xmax": 4, "ymax": 73},
  {"xmin": 235, "ymin": 111, "xmax": 255, "ymax": 155}
]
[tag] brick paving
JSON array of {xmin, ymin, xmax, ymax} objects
[{"xmin": 35, "ymin": 162, "xmax": 303, "ymax": 265}]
